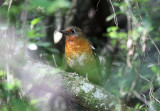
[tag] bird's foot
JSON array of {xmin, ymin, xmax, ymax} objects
[{"xmin": 69, "ymin": 72, "xmax": 78, "ymax": 76}]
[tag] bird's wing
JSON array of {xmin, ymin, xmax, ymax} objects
[{"xmin": 88, "ymin": 39, "xmax": 101, "ymax": 71}]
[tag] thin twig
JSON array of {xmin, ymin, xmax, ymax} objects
[
  {"xmin": 96, "ymin": 0, "xmax": 100, "ymax": 12},
  {"xmin": 149, "ymin": 76, "xmax": 160, "ymax": 104},
  {"xmin": 148, "ymin": 35, "xmax": 160, "ymax": 56},
  {"xmin": 52, "ymin": 54, "xmax": 58, "ymax": 68},
  {"xmin": 7, "ymin": 0, "xmax": 13, "ymax": 18},
  {"xmin": 133, "ymin": 91, "xmax": 149, "ymax": 106},
  {"xmin": 139, "ymin": 74, "xmax": 150, "ymax": 83},
  {"xmin": 108, "ymin": 0, "xmax": 119, "ymax": 28}
]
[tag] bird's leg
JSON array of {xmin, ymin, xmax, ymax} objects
[{"xmin": 84, "ymin": 73, "xmax": 89, "ymax": 81}]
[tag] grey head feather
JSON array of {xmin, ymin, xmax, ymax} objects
[{"xmin": 65, "ymin": 26, "xmax": 83, "ymax": 37}]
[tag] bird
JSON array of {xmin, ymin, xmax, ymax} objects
[{"xmin": 60, "ymin": 26, "xmax": 101, "ymax": 85}]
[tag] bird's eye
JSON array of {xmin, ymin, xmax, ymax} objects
[{"xmin": 71, "ymin": 29, "xmax": 75, "ymax": 34}]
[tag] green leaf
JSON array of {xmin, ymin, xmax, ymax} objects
[
  {"xmin": 27, "ymin": 29, "xmax": 45, "ymax": 39},
  {"xmin": 151, "ymin": 66, "xmax": 160, "ymax": 75},
  {"xmin": 31, "ymin": 17, "xmax": 41, "ymax": 27},
  {"xmin": 47, "ymin": 0, "xmax": 70, "ymax": 14},
  {"xmin": 113, "ymin": 2, "xmax": 120, "ymax": 7},
  {"xmin": 107, "ymin": 26, "xmax": 118, "ymax": 32},
  {"xmin": 106, "ymin": 12, "xmax": 121, "ymax": 22},
  {"xmin": 118, "ymin": 32, "xmax": 127, "ymax": 39},
  {"xmin": 108, "ymin": 32, "xmax": 117, "ymax": 38},
  {"xmin": 36, "ymin": 42, "xmax": 51, "ymax": 47},
  {"xmin": 3, "ymin": 82, "xmax": 14, "ymax": 90},
  {"xmin": 0, "ymin": 70, "xmax": 7, "ymax": 76}
]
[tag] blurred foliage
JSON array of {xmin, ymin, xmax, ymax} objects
[
  {"xmin": 0, "ymin": 71, "xmax": 36, "ymax": 111},
  {"xmin": 0, "ymin": 0, "xmax": 160, "ymax": 110},
  {"xmin": 29, "ymin": 0, "xmax": 70, "ymax": 14},
  {"xmin": 0, "ymin": 0, "xmax": 70, "ymax": 111},
  {"xmin": 104, "ymin": 0, "xmax": 160, "ymax": 110}
]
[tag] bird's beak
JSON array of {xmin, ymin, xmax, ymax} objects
[{"xmin": 59, "ymin": 30, "xmax": 68, "ymax": 35}]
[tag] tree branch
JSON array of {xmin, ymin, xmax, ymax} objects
[{"xmin": 20, "ymin": 60, "xmax": 134, "ymax": 111}]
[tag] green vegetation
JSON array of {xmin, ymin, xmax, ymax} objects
[{"xmin": 0, "ymin": 0, "xmax": 160, "ymax": 110}]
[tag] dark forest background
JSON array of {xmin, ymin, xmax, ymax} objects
[{"xmin": 0, "ymin": 0, "xmax": 160, "ymax": 110}]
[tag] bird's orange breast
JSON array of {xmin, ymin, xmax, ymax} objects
[{"xmin": 65, "ymin": 36, "xmax": 95, "ymax": 70}]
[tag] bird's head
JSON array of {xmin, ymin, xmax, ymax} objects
[{"xmin": 60, "ymin": 26, "xmax": 84, "ymax": 37}]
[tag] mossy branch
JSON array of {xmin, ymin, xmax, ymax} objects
[{"xmin": 21, "ymin": 60, "xmax": 134, "ymax": 111}]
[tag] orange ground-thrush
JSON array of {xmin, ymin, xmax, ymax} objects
[{"xmin": 60, "ymin": 26, "xmax": 101, "ymax": 85}]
